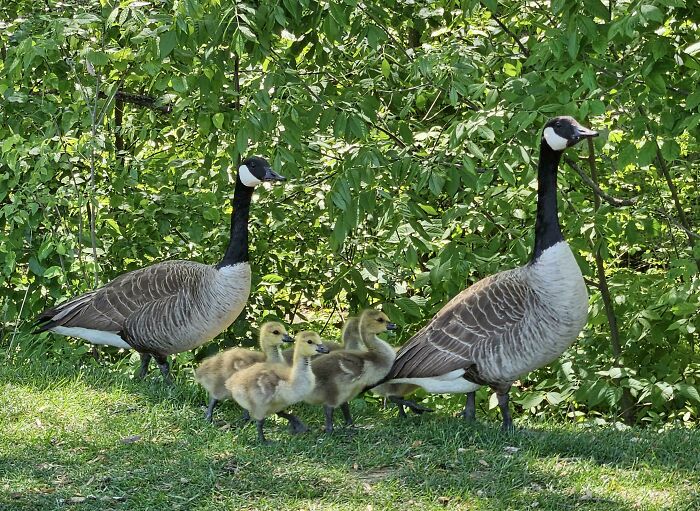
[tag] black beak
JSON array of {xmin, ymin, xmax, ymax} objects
[
  {"xmin": 386, "ymin": 322, "xmax": 397, "ymax": 331},
  {"xmin": 263, "ymin": 167, "xmax": 286, "ymax": 182},
  {"xmin": 316, "ymin": 344, "xmax": 330, "ymax": 354},
  {"xmin": 574, "ymin": 126, "xmax": 599, "ymax": 139},
  {"xmin": 282, "ymin": 334, "xmax": 294, "ymax": 343}
]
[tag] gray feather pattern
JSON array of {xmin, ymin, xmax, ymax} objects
[{"xmin": 38, "ymin": 260, "xmax": 251, "ymax": 356}]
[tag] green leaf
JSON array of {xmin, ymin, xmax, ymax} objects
[
  {"xmin": 395, "ymin": 297, "xmax": 421, "ymax": 318},
  {"xmin": 640, "ymin": 4, "xmax": 663, "ymax": 23},
  {"xmin": 213, "ymin": 113, "xmax": 224, "ymax": 130},
  {"xmin": 28, "ymin": 257, "xmax": 45, "ymax": 277},
  {"xmin": 381, "ymin": 59, "xmax": 391, "ymax": 79},
  {"xmin": 159, "ymin": 30, "xmax": 178, "ymax": 58}
]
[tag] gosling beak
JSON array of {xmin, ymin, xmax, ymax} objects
[
  {"xmin": 282, "ymin": 334, "xmax": 294, "ymax": 343},
  {"xmin": 316, "ymin": 344, "xmax": 330, "ymax": 354},
  {"xmin": 263, "ymin": 166, "xmax": 286, "ymax": 182},
  {"xmin": 386, "ymin": 322, "xmax": 397, "ymax": 331}
]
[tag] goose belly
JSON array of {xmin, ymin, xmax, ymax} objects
[{"xmin": 163, "ymin": 264, "xmax": 251, "ymax": 353}]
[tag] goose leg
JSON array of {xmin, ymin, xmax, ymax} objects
[
  {"xmin": 154, "ymin": 355, "xmax": 172, "ymax": 384},
  {"xmin": 390, "ymin": 397, "xmax": 433, "ymax": 415},
  {"xmin": 277, "ymin": 411, "xmax": 308, "ymax": 434},
  {"xmin": 256, "ymin": 419, "xmax": 269, "ymax": 444},
  {"xmin": 204, "ymin": 397, "xmax": 218, "ymax": 422},
  {"xmin": 135, "ymin": 353, "xmax": 152, "ymax": 379},
  {"xmin": 462, "ymin": 392, "xmax": 477, "ymax": 421},
  {"xmin": 240, "ymin": 409, "xmax": 251, "ymax": 426},
  {"xmin": 497, "ymin": 391, "xmax": 514, "ymax": 431},
  {"xmin": 340, "ymin": 403, "xmax": 354, "ymax": 427},
  {"xmin": 323, "ymin": 405, "xmax": 335, "ymax": 434}
]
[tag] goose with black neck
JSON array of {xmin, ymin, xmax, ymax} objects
[
  {"xmin": 35, "ymin": 156, "xmax": 285, "ymax": 382},
  {"xmin": 383, "ymin": 117, "xmax": 598, "ymax": 430}
]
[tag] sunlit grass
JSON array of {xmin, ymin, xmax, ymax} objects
[{"xmin": 1, "ymin": 362, "xmax": 698, "ymax": 510}]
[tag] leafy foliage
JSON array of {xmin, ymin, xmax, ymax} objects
[{"xmin": 1, "ymin": 0, "xmax": 698, "ymax": 426}]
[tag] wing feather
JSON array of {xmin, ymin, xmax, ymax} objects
[{"xmin": 387, "ymin": 270, "xmax": 531, "ymax": 379}]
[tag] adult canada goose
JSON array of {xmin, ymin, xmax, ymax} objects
[
  {"xmin": 384, "ymin": 117, "xmax": 597, "ymax": 430},
  {"xmin": 195, "ymin": 321, "xmax": 293, "ymax": 422},
  {"xmin": 305, "ymin": 309, "xmax": 396, "ymax": 433},
  {"xmin": 225, "ymin": 331, "xmax": 329, "ymax": 443},
  {"xmin": 34, "ymin": 157, "xmax": 285, "ymax": 381}
]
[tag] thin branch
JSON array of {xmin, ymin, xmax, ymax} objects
[
  {"xmin": 563, "ymin": 156, "xmax": 638, "ymax": 207},
  {"xmin": 654, "ymin": 209, "xmax": 700, "ymax": 241},
  {"xmin": 481, "ymin": 2, "xmax": 530, "ymax": 57},
  {"xmin": 586, "ymin": 138, "xmax": 635, "ymax": 425},
  {"xmin": 88, "ymin": 59, "xmax": 100, "ymax": 288}
]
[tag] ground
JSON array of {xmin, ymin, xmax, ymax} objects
[{"xmin": 1, "ymin": 362, "xmax": 698, "ymax": 510}]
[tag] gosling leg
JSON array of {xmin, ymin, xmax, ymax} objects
[
  {"xmin": 323, "ymin": 405, "xmax": 335, "ymax": 434},
  {"xmin": 204, "ymin": 397, "xmax": 218, "ymax": 423},
  {"xmin": 256, "ymin": 419, "xmax": 269, "ymax": 444},
  {"xmin": 340, "ymin": 402, "xmax": 353, "ymax": 427},
  {"xmin": 277, "ymin": 411, "xmax": 308, "ymax": 434}
]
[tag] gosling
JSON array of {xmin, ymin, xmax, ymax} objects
[
  {"xmin": 305, "ymin": 309, "xmax": 396, "ymax": 433},
  {"xmin": 195, "ymin": 321, "xmax": 293, "ymax": 422},
  {"xmin": 225, "ymin": 331, "xmax": 329, "ymax": 443},
  {"xmin": 281, "ymin": 316, "xmax": 362, "ymax": 364}
]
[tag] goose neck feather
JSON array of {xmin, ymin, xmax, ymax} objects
[
  {"xmin": 532, "ymin": 141, "xmax": 563, "ymax": 261},
  {"xmin": 217, "ymin": 178, "xmax": 254, "ymax": 268}
]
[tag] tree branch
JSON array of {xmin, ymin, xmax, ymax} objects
[
  {"xmin": 481, "ymin": 2, "xmax": 530, "ymax": 57},
  {"xmin": 563, "ymin": 156, "xmax": 638, "ymax": 207},
  {"xmin": 586, "ymin": 138, "xmax": 635, "ymax": 425}
]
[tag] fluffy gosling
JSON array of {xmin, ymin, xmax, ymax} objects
[
  {"xmin": 305, "ymin": 309, "xmax": 396, "ymax": 433},
  {"xmin": 225, "ymin": 331, "xmax": 328, "ymax": 443},
  {"xmin": 195, "ymin": 321, "xmax": 293, "ymax": 422}
]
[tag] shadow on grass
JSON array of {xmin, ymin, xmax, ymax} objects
[{"xmin": 2, "ymin": 362, "xmax": 699, "ymax": 510}]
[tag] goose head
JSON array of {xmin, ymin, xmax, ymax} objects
[
  {"xmin": 238, "ymin": 156, "xmax": 286, "ymax": 187},
  {"xmin": 295, "ymin": 331, "xmax": 329, "ymax": 356},
  {"xmin": 259, "ymin": 321, "xmax": 294, "ymax": 349},
  {"xmin": 359, "ymin": 309, "xmax": 397, "ymax": 335},
  {"xmin": 542, "ymin": 116, "xmax": 598, "ymax": 152}
]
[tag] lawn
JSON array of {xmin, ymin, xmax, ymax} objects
[{"xmin": 1, "ymin": 362, "xmax": 698, "ymax": 511}]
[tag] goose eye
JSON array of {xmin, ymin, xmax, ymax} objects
[
  {"xmin": 307, "ymin": 340, "xmax": 313, "ymax": 344},
  {"xmin": 273, "ymin": 330, "xmax": 280, "ymax": 335},
  {"xmin": 377, "ymin": 317, "xmax": 384, "ymax": 322}
]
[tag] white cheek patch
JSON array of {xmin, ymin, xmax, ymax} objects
[
  {"xmin": 238, "ymin": 165, "xmax": 263, "ymax": 187},
  {"xmin": 543, "ymin": 127, "xmax": 568, "ymax": 151}
]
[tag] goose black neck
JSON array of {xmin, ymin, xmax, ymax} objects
[
  {"xmin": 531, "ymin": 140, "xmax": 564, "ymax": 262},
  {"xmin": 217, "ymin": 178, "xmax": 253, "ymax": 268}
]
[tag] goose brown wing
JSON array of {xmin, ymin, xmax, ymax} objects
[
  {"xmin": 387, "ymin": 270, "xmax": 530, "ymax": 379},
  {"xmin": 35, "ymin": 261, "xmax": 210, "ymax": 336}
]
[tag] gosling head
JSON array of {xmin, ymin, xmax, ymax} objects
[
  {"xmin": 238, "ymin": 156, "xmax": 286, "ymax": 188},
  {"xmin": 542, "ymin": 116, "xmax": 598, "ymax": 152},
  {"xmin": 259, "ymin": 321, "xmax": 294, "ymax": 349},
  {"xmin": 295, "ymin": 331, "xmax": 329, "ymax": 357},
  {"xmin": 359, "ymin": 309, "xmax": 397, "ymax": 335}
]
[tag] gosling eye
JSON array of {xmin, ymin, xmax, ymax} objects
[
  {"xmin": 273, "ymin": 330, "xmax": 280, "ymax": 335},
  {"xmin": 307, "ymin": 340, "xmax": 313, "ymax": 344},
  {"xmin": 377, "ymin": 317, "xmax": 384, "ymax": 323}
]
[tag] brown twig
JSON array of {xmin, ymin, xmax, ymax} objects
[
  {"xmin": 481, "ymin": 2, "xmax": 530, "ymax": 57},
  {"xmin": 586, "ymin": 138, "xmax": 635, "ymax": 425},
  {"xmin": 563, "ymin": 156, "xmax": 638, "ymax": 207}
]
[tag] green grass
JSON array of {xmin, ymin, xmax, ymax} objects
[{"xmin": 1, "ymin": 362, "xmax": 698, "ymax": 511}]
